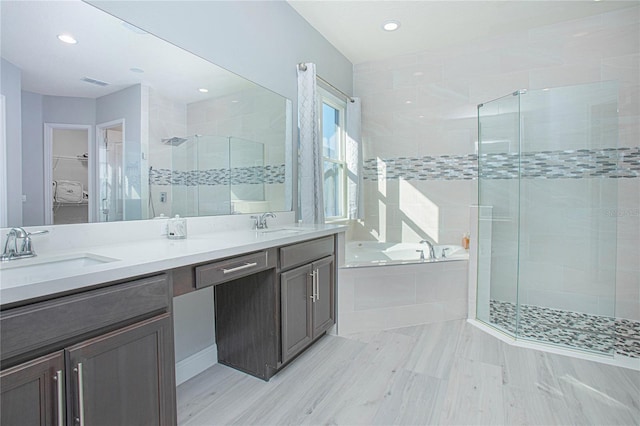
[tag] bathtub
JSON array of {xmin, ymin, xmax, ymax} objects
[
  {"xmin": 344, "ymin": 241, "xmax": 468, "ymax": 267},
  {"xmin": 337, "ymin": 241, "xmax": 470, "ymax": 336}
]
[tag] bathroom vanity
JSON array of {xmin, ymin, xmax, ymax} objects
[{"xmin": 0, "ymin": 225, "xmax": 343, "ymax": 426}]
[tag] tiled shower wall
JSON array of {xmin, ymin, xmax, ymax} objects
[
  {"xmin": 352, "ymin": 6, "xmax": 639, "ymax": 321},
  {"xmin": 147, "ymin": 87, "xmax": 288, "ymax": 217}
]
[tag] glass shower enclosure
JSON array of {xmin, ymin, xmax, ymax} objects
[
  {"xmin": 477, "ymin": 81, "xmax": 619, "ymax": 355},
  {"xmin": 170, "ymin": 135, "xmax": 266, "ymax": 217}
]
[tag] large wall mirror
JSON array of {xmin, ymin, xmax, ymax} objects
[{"xmin": 1, "ymin": 0, "xmax": 292, "ymax": 227}]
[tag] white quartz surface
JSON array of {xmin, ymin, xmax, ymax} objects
[{"xmin": 0, "ymin": 224, "xmax": 346, "ymax": 307}]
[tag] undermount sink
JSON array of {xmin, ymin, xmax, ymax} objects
[
  {"xmin": 0, "ymin": 253, "xmax": 119, "ymax": 288},
  {"xmin": 258, "ymin": 228, "xmax": 304, "ymax": 235}
]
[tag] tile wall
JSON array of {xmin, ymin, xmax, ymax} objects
[
  {"xmin": 147, "ymin": 86, "xmax": 289, "ymax": 216},
  {"xmin": 352, "ymin": 6, "xmax": 639, "ymax": 320}
]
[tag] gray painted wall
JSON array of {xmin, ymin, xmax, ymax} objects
[
  {"xmin": 1, "ymin": 58, "xmax": 23, "ymax": 226},
  {"xmin": 21, "ymin": 91, "xmax": 44, "ymax": 226},
  {"xmin": 87, "ymin": 0, "xmax": 354, "ymax": 367},
  {"xmin": 43, "ymin": 95, "xmax": 96, "ymax": 125},
  {"xmin": 19, "ymin": 86, "xmax": 142, "ymax": 224},
  {"xmin": 173, "ymin": 288, "xmax": 216, "ymax": 363},
  {"xmin": 20, "ymin": 94, "xmax": 96, "ymax": 226}
]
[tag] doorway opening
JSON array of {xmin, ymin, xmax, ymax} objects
[
  {"xmin": 44, "ymin": 123, "xmax": 93, "ymax": 225},
  {"xmin": 96, "ymin": 120, "xmax": 125, "ymax": 222}
]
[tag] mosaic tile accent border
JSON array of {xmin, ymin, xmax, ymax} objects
[
  {"xmin": 488, "ymin": 299, "xmax": 640, "ymax": 358},
  {"xmin": 149, "ymin": 164, "xmax": 286, "ymax": 186},
  {"xmin": 363, "ymin": 147, "xmax": 640, "ymax": 181}
]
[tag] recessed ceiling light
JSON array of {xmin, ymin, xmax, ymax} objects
[
  {"xmin": 130, "ymin": 67, "xmax": 144, "ymax": 73},
  {"xmin": 382, "ymin": 20, "xmax": 400, "ymax": 32},
  {"xmin": 57, "ymin": 34, "xmax": 77, "ymax": 44},
  {"xmin": 405, "ymin": 100, "xmax": 412, "ymax": 104},
  {"xmin": 413, "ymin": 71, "xmax": 424, "ymax": 77},
  {"xmin": 198, "ymin": 88, "xmax": 209, "ymax": 93}
]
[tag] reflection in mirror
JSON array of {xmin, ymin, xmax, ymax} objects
[{"xmin": 0, "ymin": 0, "xmax": 292, "ymax": 227}]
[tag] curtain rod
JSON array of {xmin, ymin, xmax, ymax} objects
[{"xmin": 298, "ymin": 63, "xmax": 355, "ymax": 103}]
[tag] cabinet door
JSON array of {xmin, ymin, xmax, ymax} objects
[
  {"xmin": 312, "ymin": 255, "xmax": 335, "ymax": 338},
  {"xmin": 66, "ymin": 314, "xmax": 176, "ymax": 426},
  {"xmin": 280, "ymin": 264, "xmax": 313, "ymax": 363},
  {"xmin": 0, "ymin": 351, "xmax": 64, "ymax": 426}
]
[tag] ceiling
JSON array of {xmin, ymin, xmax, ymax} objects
[
  {"xmin": 287, "ymin": 0, "xmax": 639, "ymax": 65},
  {"xmin": 1, "ymin": 0, "xmax": 253, "ymax": 102}
]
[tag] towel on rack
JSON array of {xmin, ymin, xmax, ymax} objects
[{"xmin": 55, "ymin": 180, "xmax": 83, "ymax": 203}]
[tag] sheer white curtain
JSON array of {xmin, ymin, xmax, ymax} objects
[
  {"xmin": 297, "ymin": 62, "xmax": 324, "ymax": 224},
  {"xmin": 346, "ymin": 98, "xmax": 363, "ymax": 220}
]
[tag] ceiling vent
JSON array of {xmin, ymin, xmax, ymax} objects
[{"xmin": 81, "ymin": 77, "xmax": 109, "ymax": 87}]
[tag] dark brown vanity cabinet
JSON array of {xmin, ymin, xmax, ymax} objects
[
  {"xmin": 0, "ymin": 274, "xmax": 176, "ymax": 426},
  {"xmin": 204, "ymin": 236, "xmax": 337, "ymax": 380},
  {"xmin": 0, "ymin": 351, "xmax": 64, "ymax": 426},
  {"xmin": 280, "ymin": 236, "xmax": 336, "ymax": 364}
]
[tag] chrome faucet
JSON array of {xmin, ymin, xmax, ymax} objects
[
  {"xmin": 1, "ymin": 227, "xmax": 49, "ymax": 261},
  {"xmin": 419, "ymin": 239, "xmax": 436, "ymax": 260},
  {"xmin": 251, "ymin": 212, "xmax": 276, "ymax": 230}
]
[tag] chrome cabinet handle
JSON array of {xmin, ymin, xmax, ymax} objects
[
  {"xmin": 309, "ymin": 271, "xmax": 316, "ymax": 301},
  {"xmin": 54, "ymin": 369, "xmax": 64, "ymax": 426},
  {"xmin": 74, "ymin": 364, "xmax": 85, "ymax": 426},
  {"xmin": 222, "ymin": 262, "xmax": 258, "ymax": 274},
  {"xmin": 309, "ymin": 269, "xmax": 319, "ymax": 302}
]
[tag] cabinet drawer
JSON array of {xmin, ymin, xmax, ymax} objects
[
  {"xmin": 279, "ymin": 236, "xmax": 334, "ymax": 271},
  {"xmin": 195, "ymin": 250, "xmax": 272, "ymax": 289},
  {"xmin": 0, "ymin": 274, "xmax": 170, "ymax": 363}
]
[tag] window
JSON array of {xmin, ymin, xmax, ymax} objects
[{"xmin": 319, "ymin": 90, "xmax": 347, "ymax": 220}]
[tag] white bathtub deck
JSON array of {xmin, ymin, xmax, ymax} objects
[{"xmin": 337, "ymin": 260, "xmax": 469, "ymax": 335}]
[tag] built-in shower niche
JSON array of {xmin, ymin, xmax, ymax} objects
[
  {"xmin": 476, "ymin": 81, "xmax": 628, "ymax": 357},
  {"xmin": 151, "ymin": 134, "xmax": 269, "ymax": 217}
]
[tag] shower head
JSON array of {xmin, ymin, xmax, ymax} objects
[{"xmin": 162, "ymin": 136, "xmax": 188, "ymax": 146}]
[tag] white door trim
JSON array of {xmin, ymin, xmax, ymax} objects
[
  {"xmin": 43, "ymin": 123, "xmax": 93, "ymax": 224},
  {"xmin": 96, "ymin": 119, "xmax": 125, "ymax": 222}
]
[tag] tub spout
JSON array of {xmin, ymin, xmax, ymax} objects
[{"xmin": 419, "ymin": 240, "xmax": 436, "ymax": 260}]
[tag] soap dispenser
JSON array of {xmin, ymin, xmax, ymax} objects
[{"xmin": 167, "ymin": 215, "xmax": 187, "ymax": 239}]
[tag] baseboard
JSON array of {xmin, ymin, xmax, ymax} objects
[{"xmin": 175, "ymin": 344, "xmax": 218, "ymax": 386}]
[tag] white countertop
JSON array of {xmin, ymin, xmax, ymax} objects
[{"xmin": 0, "ymin": 224, "xmax": 346, "ymax": 307}]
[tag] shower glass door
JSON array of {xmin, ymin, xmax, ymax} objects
[
  {"xmin": 477, "ymin": 92, "xmax": 521, "ymax": 337},
  {"xmin": 517, "ymin": 82, "xmax": 618, "ymax": 355},
  {"xmin": 477, "ymin": 82, "xmax": 618, "ymax": 356}
]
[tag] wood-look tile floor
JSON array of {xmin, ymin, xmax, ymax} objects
[{"xmin": 177, "ymin": 320, "xmax": 640, "ymax": 425}]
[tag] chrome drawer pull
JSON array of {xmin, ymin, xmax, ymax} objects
[{"xmin": 222, "ymin": 262, "xmax": 258, "ymax": 274}]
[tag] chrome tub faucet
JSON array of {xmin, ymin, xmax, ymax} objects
[{"xmin": 419, "ymin": 239, "xmax": 436, "ymax": 260}]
